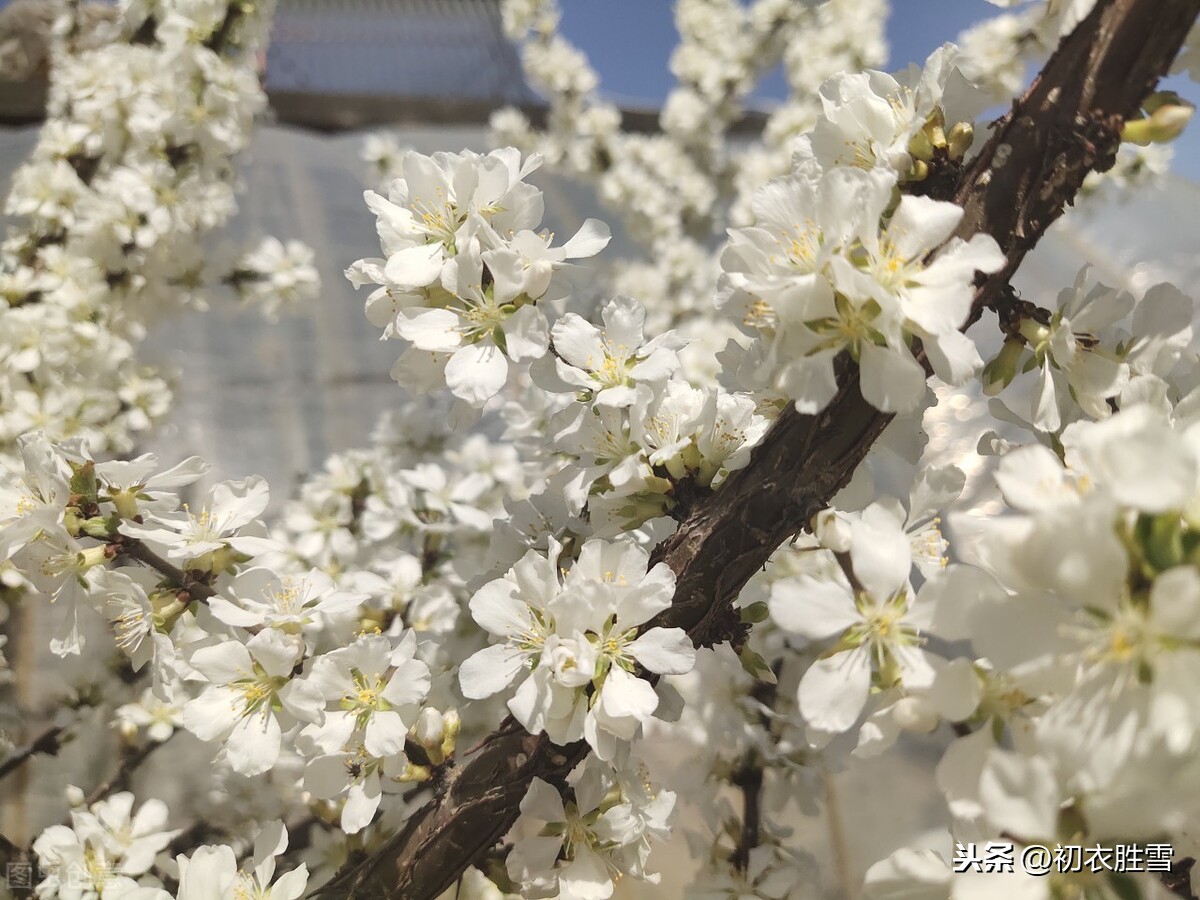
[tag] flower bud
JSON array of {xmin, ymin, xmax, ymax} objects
[
  {"xmin": 947, "ymin": 121, "xmax": 974, "ymax": 160},
  {"xmin": 110, "ymin": 488, "xmax": 141, "ymax": 521},
  {"xmin": 440, "ymin": 708, "xmax": 461, "ymax": 760},
  {"xmin": 739, "ymin": 601, "xmax": 770, "ymax": 625},
  {"xmin": 151, "ymin": 590, "xmax": 189, "ymax": 631},
  {"xmin": 1121, "ymin": 117, "xmax": 1156, "ymax": 147},
  {"xmin": 62, "ymin": 508, "xmax": 85, "ymax": 537},
  {"xmin": 813, "ymin": 509, "xmax": 852, "ymax": 552},
  {"xmin": 411, "ymin": 708, "xmax": 446, "ymax": 766},
  {"xmin": 1149, "ymin": 101, "xmax": 1194, "ymax": 143},
  {"xmin": 908, "ymin": 128, "xmax": 936, "ymax": 162},
  {"xmin": 737, "ymin": 646, "xmax": 777, "ymax": 684},
  {"xmin": 396, "ymin": 762, "xmax": 432, "ymax": 783},
  {"xmin": 981, "ymin": 338, "xmax": 1025, "ymax": 396}
]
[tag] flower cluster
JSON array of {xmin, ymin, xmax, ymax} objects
[
  {"xmin": 718, "ymin": 49, "xmax": 1005, "ymax": 416},
  {"xmin": 346, "ymin": 147, "xmax": 610, "ymax": 408},
  {"xmin": 719, "ymin": 164, "xmax": 1003, "ymax": 414},
  {"xmin": 0, "ymin": 0, "xmax": 315, "ymax": 470},
  {"xmin": 507, "ymin": 759, "xmax": 676, "ymax": 898},
  {"xmin": 461, "ymin": 538, "xmax": 694, "ymax": 760},
  {"xmin": 33, "ymin": 792, "xmax": 176, "ymax": 899},
  {"xmin": 982, "ymin": 266, "xmax": 1193, "ymax": 434}
]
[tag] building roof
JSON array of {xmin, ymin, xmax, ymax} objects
[{"xmin": 265, "ymin": 0, "xmax": 537, "ymax": 103}]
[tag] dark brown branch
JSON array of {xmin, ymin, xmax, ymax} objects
[
  {"xmin": 956, "ymin": 0, "xmax": 1200, "ymax": 326},
  {"xmin": 730, "ymin": 676, "xmax": 778, "ymax": 872},
  {"xmin": 0, "ymin": 723, "xmax": 67, "ymax": 782},
  {"xmin": 318, "ymin": 2, "xmax": 1200, "ymax": 897}
]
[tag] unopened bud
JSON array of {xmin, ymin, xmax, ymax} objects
[
  {"xmin": 1121, "ymin": 117, "xmax": 1156, "ymax": 147},
  {"xmin": 813, "ymin": 508, "xmax": 852, "ymax": 552},
  {"xmin": 1143, "ymin": 90, "xmax": 1187, "ymax": 115},
  {"xmin": 947, "ymin": 121, "xmax": 974, "ymax": 160},
  {"xmin": 395, "ymin": 762, "xmax": 432, "ymax": 783},
  {"xmin": 411, "ymin": 708, "xmax": 446, "ymax": 766},
  {"xmin": 62, "ymin": 507, "xmax": 85, "ymax": 537},
  {"xmin": 65, "ymin": 784, "xmax": 85, "ymax": 807},
  {"xmin": 1123, "ymin": 97, "xmax": 1194, "ymax": 146},
  {"xmin": 151, "ymin": 590, "xmax": 188, "ymax": 631},
  {"xmin": 908, "ymin": 128, "xmax": 936, "ymax": 162},
  {"xmin": 80, "ymin": 516, "xmax": 117, "ymax": 540},
  {"xmin": 739, "ymin": 601, "xmax": 770, "ymax": 625},
  {"xmin": 1149, "ymin": 101, "xmax": 1194, "ymax": 142},
  {"xmin": 981, "ymin": 338, "xmax": 1025, "ymax": 396},
  {"xmin": 110, "ymin": 488, "xmax": 141, "ymax": 521},
  {"xmin": 440, "ymin": 709, "xmax": 461, "ymax": 760},
  {"xmin": 737, "ymin": 646, "xmax": 777, "ymax": 685}
]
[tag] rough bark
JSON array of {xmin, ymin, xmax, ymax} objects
[{"xmin": 315, "ymin": 1, "xmax": 1200, "ymax": 896}]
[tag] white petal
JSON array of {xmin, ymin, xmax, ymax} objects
[
  {"xmin": 597, "ymin": 666, "xmax": 658, "ymax": 725},
  {"xmin": 189, "ymin": 642, "xmax": 253, "ymax": 686},
  {"xmin": 226, "ymin": 710, "xmax": 282, "ymax": 776},
  {"xmin": 383, "ymin": 243, "xmax": 443, "ymax": 288},
  {"xmin": 445, "ymin": 344, "xmax": 508, "ymax": 406},
  {"xmin": 459, "ymin": 644, "xmax": 526, "ymax": 699},
  {"xmin": 503, "ymin": 305, "xmax": 550, "ymax": 361},
  {"xmin": 206, "ymin": 596, "xmax": 262, "ymax": 628},
  {"xmin": 780, "ymin": 350, "xmax": 840, "ymax": 415},
  {"xmin": 559, "ymin": 846, "xmax": 614, "ymax": 900},
  {"xmin": 798, "ymin": 648, "xmax": 871, "ymax": 733},
  {"xmin": 850, "ymin": 505, "xmax": 913, "ymax": 599},
  {"xmin": 394, "ymin": 308, "xmax": 463, "ymax": 352},
  {"xmin": 921, "ymin": 328, "xmax": 982, "ymax": 385},
  {"xmin": 562, "ymin": 218, "xmax": 612, "ymax": 259},
  {"xmin": 769, "ymin": 577, "xmax": 858, "ymax": 640},
  {"xmin": 364, "ymin": 711, "xmax": 409, "ymax": 758},
  {"xmin": 1150, "ymin": 566, "xmax": 1200, "ymax": 638},
  {"xmin": 520, "ymin": 776, "xmax": 566, "ymax": 822},
  {"xmin": 859, "ymin": 343, "xmax": 926, "ymax": 414},
  {"xmin": 626, "ymin": 628, "xmax": 695, "ymax": 675},
  {"xmin": 342, "ymin": 777, "xmax": 383, "ymax": 834},
  {"xmin": 304, "ymin": 755, "xmax": 350, "ymax": 800},
  {"xmin": 469, "ymin": 577, "xmax": 530, "ymax": 635},
  {"xmin": 978, "ymin": 749, "xmax": 1060, "ymax": 841},
  {"xmin": 550, "ymin": 315, "xmax": 604, "ymax": 370}
]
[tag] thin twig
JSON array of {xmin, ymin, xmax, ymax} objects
[
  {"xmin": 82, "ymin": 735, "xmax": 171, "ymax": 808},
  {"xmin": 0, "ymin": 724, "xmax": 67, "ymax": 783},
  {"xmin": 117, "ymin": 538, "xmax": 216, "ymax": 601}
]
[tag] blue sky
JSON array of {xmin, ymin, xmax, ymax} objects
[
  {"xmin": 557, "ymin": 0, "xmax": 1200, "ymax": 180},
  {"xmin": 557, "ymin": 0, "xmax": 996, "ymax": 104}
]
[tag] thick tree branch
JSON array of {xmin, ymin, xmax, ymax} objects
[
  {"xmin": 316, "ymin": 2, "xmax": 1199, "ymax": 897},
  {"xmin": 957, "ymin": 0, "xmax": 1200, "ymax": 323}
]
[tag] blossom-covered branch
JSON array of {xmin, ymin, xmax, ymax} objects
[{"xmin": 313, "ymin": 3, "xmax": 1200, "ymax": 898}]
